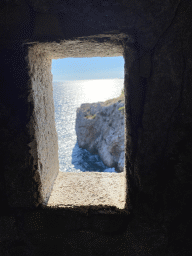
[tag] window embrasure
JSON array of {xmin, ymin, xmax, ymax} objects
[{"xmin": 28, "ymin": 43, "xmax": 127, "ymax": 212}]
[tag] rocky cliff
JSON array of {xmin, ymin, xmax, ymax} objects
[{"xmin": 75, "ymin": 93, "xmax": 125, "ymax": 172}]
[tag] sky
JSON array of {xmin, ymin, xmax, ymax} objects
[{"xmin": 52, "ymin": 56, "xmax": 124, "ymax": 81}]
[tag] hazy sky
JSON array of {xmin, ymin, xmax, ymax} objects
[{"xmin": 52, "ymin": 56, "xmax": 124, "ymax": 81}]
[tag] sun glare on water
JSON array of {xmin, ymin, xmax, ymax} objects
[{"xmin": 78, "ymin": 78, "xmax": 122, "ymax": 103}]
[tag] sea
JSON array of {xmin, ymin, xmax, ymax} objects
[{"xmin": 53, "ymin": 78, "xmax": 124, "ymax": 173}]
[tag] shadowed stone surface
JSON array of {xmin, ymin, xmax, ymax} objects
[
  {"xmin": 47, "ymin": 171, "xmax": 126, "ymax": 209},
  {"xmin": 0, "ymin": 0, "xmax": 192, "ymax": 255}
]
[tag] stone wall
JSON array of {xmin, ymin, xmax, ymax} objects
[
  {"xmin": 124, "ymin": 1, "xmax": 192, "ymax": 251},
  {"xmin": 27, "ymin": 47, "xmax": 59, "ymax": 205},
  {"xmin": 0, "ymin": 44, "xmax": 59, "ymax": 208},
  {"xmin": 0, "ymin": 0, "xmax": 192, "ymax": 255},
  {"xmin": 0, "ymin": 45, "xmax": 40, "ymax": 208}
]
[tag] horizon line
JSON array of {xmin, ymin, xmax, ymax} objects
[{"xmin": 53, "ymin": 78, "xmax": 124, "ymax": 82}]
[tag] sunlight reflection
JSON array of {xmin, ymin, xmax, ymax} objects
[
  {"xmin": 53, "ymin": 78, "xmax": 124, "ymax": 173},
  {"xmin": 78, "ymin": 79, "xmax": 122, "ymax": 103}
]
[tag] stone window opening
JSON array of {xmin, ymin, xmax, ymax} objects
[{"xmin": 27, "ymin": 42, "xmax": 128, "ymax": 214}]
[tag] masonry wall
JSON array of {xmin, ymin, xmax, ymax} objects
[
  {"xmin": 27, "ymin": 47, "xmax": 59, "ymax": 205},
  {"xmin": 0, "ymin": 44, "xmax": 59, "ymax": 209},
  {"xmin": 0, "ymin": 45, "xmax": 40, "ymax": 209},
  {"xmin": 124, "ymin": 2, "xmax": 192, "ymax": 252},
  {"xmin": 0, "ymin": 0, "xmax": 192, "ymax": 255}
]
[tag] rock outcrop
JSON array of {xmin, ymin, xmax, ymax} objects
[{"xmin": 75, "ymin": 94, "xmax": 125, "ymax": 172}]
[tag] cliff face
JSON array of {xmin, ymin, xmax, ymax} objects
[{"xmin": 75, "ymin": 95, "xmax": 125, "ymax": 172}]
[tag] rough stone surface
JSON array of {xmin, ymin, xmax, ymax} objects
[
  {"xmin": 47, "ymin": 171, "xmax": 126, "ymax": 209},
  {"xmin": 27, "ymin": 47, "xmax": 59, "ymax": 205},
  {"xmin": 76, "ymin": 97, "xmax": 125, "ymax": 172},
  {"xmin": 0, "ymin": 0, "xmax": 192, "ymax": 255},
  {"xmin": 0, "ymin": 45, "xmax": 41, "ymax": 208}
]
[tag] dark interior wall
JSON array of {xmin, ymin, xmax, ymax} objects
[
  {"xmin": 124, "ymin": 1, "xmax": 192, "ymax": 252},
  {"xmin": 0, "ymin": 45, "xmax": 39, "ymax": 209},
  {"xmin": 0, "ymin": 0, "xmax": 192, "ymax": 255}
]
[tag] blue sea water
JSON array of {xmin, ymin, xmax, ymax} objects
[{"xmin": 53, "ymin": 79, "xmax": 124, "ymax": 173}]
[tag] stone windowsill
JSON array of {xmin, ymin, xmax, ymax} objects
[{"xmin": 46, "ymin": 171, "xmax": 127, "ymax": 211}]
